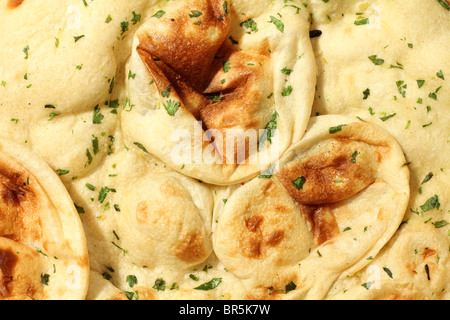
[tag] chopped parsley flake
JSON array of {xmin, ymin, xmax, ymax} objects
[
  {"xmin": 23, "ymin": 45, "xmax": 30, "ymax": 59},
  {"xmin": 383, "ymin": 267, "xmax": 393, "ymax": 279},
  {"xmin": 152, "ymin": 10, "xmax": 166, "ymax": 19},
  {"xmin": 351, "ymin": 151, "xmax": 359, "ymax": 163},
  {"xmin": 120, "ymin": 21, "xmax": 129, "ymax": 35},
  {"xmin": 163, "ymin": 99, "xmax": 180, "ymax": 116},
  {"xmin": 161, "ymin": 85, "xmax": 171, "ymax": 98},
  {"xmin": 329, "ymin": 124, "xmax": 346, "ymax": 134},
  {"xmin": 420, "ymin": 195, "xmax": 440, "ymax": 212},
  {"xmin": 368, "ymin": 55, "xmax": 384, "ymax": 65},
  {"xmin": 194, "ymin": 278, "xmax": 222, "ymax": 291},
  {"xmin": 421, "ymin": 172, "xmax": 434, "ymax": 184},
  {"xmin": 56, "ymin": 169, "xmax": 70, "ymax": 176},
  {"xmin": 361, "ymin": 282, "xmax": 372, "ymax": 290},
  {"xmin": 134, "ymin": 142, "xmax": 149, "ymax": 153},
  {"xmin": 240, "ymin": 19, "xmax": 258, "ymax": 33},
  {"xmin": 73, "ymin": 35, "xmax": 85, "ymax": 42},
  {"xmin": 86, "ymin": 183, "xmax": 96, "ymax": 191},
  {"xmin": 48, "ymin": 112, "xmax": 60, "ymax": 121},
  {"xmin": 153, "ymin": 278, "xmax": 166, "ymax": 291},
  {"xmin": 354, "ymin": 17, "xmax": 369, "ymax": 25},
  {"xmin": 223, "ymin": 1, "xmax": 229, "ymax": 17},
  {"xmin": 74, "ymin": 204, "xmax": 85, "ymax": 214},
  {"xmin": 189, "ymin": 10, "xmax": 203, "ymax": 18},
  {"xmin": 380, "ymin": 113, "xmax": 396, "ymax": 122},
  {"xmin": 285, "ymin": 281, "xmax": 297, "ymax": 294},
  {"xmin": 98, "ymin": 186, "xmax": 116, "ymax": 204},
  {"xmin": 281, "ymin": 68, "xmax": 293, "ymax": 75},
  {"xmin": 268, "ymin": 16, "xmax": 284, "ymax": 33},
  {"xmin": 223, "ymin": 59, "xmax": 231, "ymax": 73},
  {"xmin": 438, "ymin": 0, "xmax": 450, "ymax": 10},
  {"xmin": 124, "ymin": 291, "xmax": 138, "ymax": 300},
  {"xmin": 131, "ymin": 11, "xmax": 141, "ymax": 25},
  {"xmin": 396, "ymin": 80, "xmax": 407, "ymax": 98},
  {"xmin": 433, "ymin": 220, "xmax": 449, "ymax": 229},
  {"xmin": 428, "ymin": 86, "xmax": 442, "ymax": 100},
  {"xmin": 282, "ymin": 85, "xmax": 293, "ymax": 96},
  {"xmin": 417, "ymin": 80, "xmax": 425, "ymax": 88},
  {"xmin": 258, "ymin": 163, "xmax": 277, "ymax": 179},
  {"xmin": 292, "ymin": 176, "xmax": 306, "ymax": 190},
  {"xmin": 93, "ymin": 105, "xmax": 104, "ymax": 124},
  {"xmin": 41, "ymin": 274, "xmax": 50, "ymax": 286},
  {"xmin": 258, "ymin": 112, "xmax": 278, "ymax": 151},
  {"xmin": 126, "ymin": 275, "xmax": 138, "ymax": 288}
]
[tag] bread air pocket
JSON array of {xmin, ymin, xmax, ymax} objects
[{"xmin": 212, "ymin": 115, "xmax": 410, "ymax": 300}]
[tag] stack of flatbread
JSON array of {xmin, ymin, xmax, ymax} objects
[{"xmin": 0, "ymin": 0, "xmax": 448, "ymax": 300}]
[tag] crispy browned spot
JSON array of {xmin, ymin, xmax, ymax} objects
[
  {"xmin": 241, "ymin": 225, "xmax": 286, "ymax": 259},
  {"xmin": 276, "ymin": 138, "xmax": 378, "ymax": 245},
  {"xmin": 264, "ymin": 230, "xmax": 284, "ymax": 247},
  {"xmin": 7, "ymin": 0, "xmax": 24, "ymax": 9},
  {"xmin": 245, "ymin": 215, "xmax": 264, "ymax": 232},
  {"xmin": 277, "ymin": 149, "xmax": 375, "ymax": 205},
  {"xmin": 300, "ymin": 205, "xmax": 339, "ymax": 245},
  {"xmin": 199, "ymin": 45, "xmax": 270, "ymax": 133},
  {"xmin": 0, "ymin": 240, "xmax": 42, "ymax": 300},
  {"xmin": 263, "ymin": 180, "xmax": 276, "ymax": 196},
  {"xmin": 421, "ymin": 248, "xmax": 437, "ymax": 260},
  {"xmin": 0, "ymin": 248, "xmax": 17, "ymax": 297},
  {"xmin": 0, "ymin": 158, "xmax": 41, "ymax": 243},
  {"xmin": 243, "ymin": 237, "xmax": 262, "ymax": 259},
  {"xmin": 159, "ymin": 181, "xmax": 184, "ymax": 197},
  {"xmin": 135, "ymin": 286, "xmax": 156, "ymax": 300},
  {"xmin": 405, "ymin": 248, "xmax": 438, "ymax": 277},
  {"xmin": 138, "ymin": 0, "xmax": 230, "ymax": 91},
  {"xmin": 198, "ymin": 45, "xmax": 271, "ymax": 164},
  {"xmin": 375, "ymin": 146, "xmax": 390, "ymax": 163},
  {"xmin": 174, "ymin": 232, "xmax": 207, "ymax": 263},
  {"xmin": 137, "ymin": 0, "xmax": 273, "ymax": 165},
  {"xmin": 135, "ymin": 201, "xmax": 149, "ymax": 224}
]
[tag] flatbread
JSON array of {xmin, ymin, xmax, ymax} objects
[
  {"xmin": 0, "ymin": 0, "xmax": 447, "ymax": 301},
  {"xmin": 213, "ymin": 115, "xmax": 410, "ymax": 299},
  {"xmin": 121, "ymin": 0, "xmax": 317, "ymax": 185},
  {"xmin": 0, "ymin": 139, "xmax": 89, "ymax": 299},
  {"xmin": 308, "ymin": 0, "xmax": 450, "ymax": 300}
]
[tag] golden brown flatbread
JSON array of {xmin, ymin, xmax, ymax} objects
[
  {"xmin": 0, "ymin": 0, "xmax": 447, "ymax": 301},
  {"xmin": 0, "ymin": 139, "xmax": 89, "ymax": 300},
  {"xmin": 122, "ymin": 0, "xmax": 317, "ymax": 185}
]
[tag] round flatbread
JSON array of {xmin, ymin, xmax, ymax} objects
[
  {"xmin": 308, "ymin": 0, "xmax": 450, "ymax": 300},
  {"xmin": 0, "ymin": 139, "xmax": 89, "ymax": 300},
  {"xmin": 213, "ymin": 115, "xmax": 410, "ymax": 299}
]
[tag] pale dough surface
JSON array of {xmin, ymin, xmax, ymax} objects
[{"xmin": 0, "ymin": 0, "xmax": 448, "ymax": 300}]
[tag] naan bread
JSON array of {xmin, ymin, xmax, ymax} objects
[
  {"xmin": 0, "ymin": 139, "xmax": 89, "ymax": 300},
  {"xmin": 122, "ymin": 0, "xmax": 317, "ymax": 185},
  {"xmin": 0, "ymin": 0, "xmax": 447, "ymax": 301},
  {"xmin": 213, "ymin": 115, "xmax": 410, "ymax": 299},
  {"xmin": 307, "ymin": 0, "xmax": 450, "ymax": 300}
]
